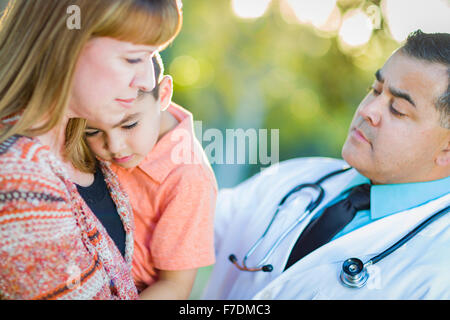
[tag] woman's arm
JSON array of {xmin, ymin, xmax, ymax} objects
[
  {"xmin": 0, "ymin": 156, "xmax": 113, "ymax": 299},
  {"xmin": 139, "ymin": 269, "xmax": 197, "ymax": 300}
]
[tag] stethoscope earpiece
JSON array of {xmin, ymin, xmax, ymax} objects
[
  {"xmin": 229, "ymin": 254, "xmax": 274, "ymax": 272},
  {"xmin": 262, "ymin": 264, "xmax": 273, "ymax": 272}
]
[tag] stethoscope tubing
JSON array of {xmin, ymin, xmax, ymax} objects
[
  {"xmin": 367, "ymin": 204, "xmax": 449, "ymax": 266},
  {"xmin": 233, "ymin": 166, "xmax": 352, "ymax": 271}
]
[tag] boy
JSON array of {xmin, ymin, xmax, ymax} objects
[{"xmin": 84, "ymin": 53, "xmax": 217, "ymax": 299}]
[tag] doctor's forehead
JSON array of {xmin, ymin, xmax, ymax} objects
[{"xmin": 375, "ymin": 52, "xmax": 448, "ymax": 107}]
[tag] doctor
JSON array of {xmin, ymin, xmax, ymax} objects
[{"xmin": 203, "ymin": 30, "xmax": 450, "ymax": 300}]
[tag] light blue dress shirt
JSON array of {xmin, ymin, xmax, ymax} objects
[{"xmin": 329, "ymin": 172, "xmax": 450, "ymax": 240}]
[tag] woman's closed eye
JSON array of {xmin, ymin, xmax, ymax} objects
[
  {"xmin": 126, "ymin": 58, "xmax": 143, "ymax": 64},
  {"xmin": 85, "ymin": 130, "xmax": 100, "ymax": 137}
]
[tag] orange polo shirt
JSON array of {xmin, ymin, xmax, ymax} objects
[{"xmin": 111, "ymin": 103, "xmax": 217, "ymax": 291}]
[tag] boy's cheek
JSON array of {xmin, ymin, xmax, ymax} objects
[{"xmin": 86, "ymin": 141, "xmax": 108, "ymax": 160}]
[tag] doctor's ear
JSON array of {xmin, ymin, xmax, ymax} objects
[
  {"xmin": 158, "ymin": 75, "xmax": 173, "ymax": 112},
  {"xmin": 435, "ymin": 139, "xmax": 450, "ymax": 167}
]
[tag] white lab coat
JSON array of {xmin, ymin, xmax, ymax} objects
[{"xmin": 203, "ymin": 157, "xmax": 450, "ymax": 299}]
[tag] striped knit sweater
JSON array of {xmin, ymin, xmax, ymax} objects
[{"xmin": 0, "ymin": 135, "xmax": 138, "ymax": 299}]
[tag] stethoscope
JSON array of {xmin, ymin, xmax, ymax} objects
[{"xmin": 229, "ymin": 166, "xmax": 450, "ymax": 289}]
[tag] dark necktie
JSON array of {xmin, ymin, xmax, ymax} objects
[{"xmin": 284, "ymin": 184, "xmax": 371, "ymax": 271}]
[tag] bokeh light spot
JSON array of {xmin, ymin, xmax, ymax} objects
[
  {"xmin": 232, "ymin": 0, "xmax": 272, "ymax": 19},
  {"xmin": 382, "ymin": 0, "xmax": 450, "ymax": 42},
  {"xmin": 339, "ymin": 9, "xmax": 373, "ymax": 47},
  {"xmin": 169, "ymin": 55, "xmax": 201, "ymax": 87}
]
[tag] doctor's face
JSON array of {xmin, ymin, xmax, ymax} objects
[{"xmin": 342, "ymin": 51, "xmax": 450, "ymax": 184}]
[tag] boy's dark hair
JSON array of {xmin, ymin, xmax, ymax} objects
[
  {"xmin": 401, "ymin": 30, "xmax": 450, "ymax": 128},
  {"xmin": 139, "ymin": 52, "xmax": 165, "ymax": 100}
]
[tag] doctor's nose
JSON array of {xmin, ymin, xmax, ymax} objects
[
  {"xmin": 131, "ymin": 60, "xmax": 156, "ymax": 92},
  {"xmin": 357, "ymin": 96, "xmax": 382, "ymax": 127}
]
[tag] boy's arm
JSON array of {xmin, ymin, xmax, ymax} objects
[{"xmin": 138, "ymin": 268, "xmax": 197, "ymax": 300}]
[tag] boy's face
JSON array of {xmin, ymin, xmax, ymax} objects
[{"xmin": 85, "ymin": 75, "xmax": 173, "ymax": 169}]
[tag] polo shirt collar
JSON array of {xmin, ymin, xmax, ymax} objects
[{"xmin": 135, "ymin": 103, "xmax": 194, "ymax": 184}]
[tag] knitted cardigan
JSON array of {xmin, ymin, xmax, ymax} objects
[{"xmin": 0, "ymin": 135, "xmax": 138, "ymax": 299}]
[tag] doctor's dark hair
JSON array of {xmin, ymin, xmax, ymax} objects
[{"xmin": 400, "ymin": 30, "xmax": 450, "ymax": 128}]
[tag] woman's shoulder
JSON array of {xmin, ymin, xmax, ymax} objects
[
  {"xmin": 0, "ymin": 135, "xmax": 65, "ymax": 193},
  {"xmin": 0, "ymin": 135, "xmax": 51, "ymax": 167}
]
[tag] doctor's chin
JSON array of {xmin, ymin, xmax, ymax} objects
[{"xmin": 203, "ymin": 30, "xmax": 450, "ymax": 300}]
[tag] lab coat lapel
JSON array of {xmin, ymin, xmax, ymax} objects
[
  {"xmin": 239, "ymin": 165, "xmax": 358, "ymax": 274},
  {"xmin": 273, "ymin": 168, "xmax": 360, "ymax": 273},
  {"xmin": 219, "ymin": 165, "xmax": 359, "ymax": 298}
]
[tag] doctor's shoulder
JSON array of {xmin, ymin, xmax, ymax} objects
[
  {"xmin": 422, "ymin": 211, "xmax": 450, "ymax": 299},
  {"xmin": 219, "ymin": 157, "xmax": 347, "ymax": 209},
  {"xmin": 254, "ymin": 157, "xmax": 348, "ymax": 193},
  {"xmin": 396, "ymin": 208, "xmax": 450, "ymax": 299},
  {"xmin": 213, "ymin": 157, "xmax": 345, "ymax": 225}
]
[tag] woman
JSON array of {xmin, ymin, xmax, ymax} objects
[{"xmin": 0, "ymin": 0, "xmax": 182, "ymax": 299}]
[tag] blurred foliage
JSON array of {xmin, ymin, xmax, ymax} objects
[{"xmin": 161, "ymin": 0, "xmax": 401, "ymax": 187}]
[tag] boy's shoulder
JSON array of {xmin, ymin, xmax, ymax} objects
[{"xmin": 138, "ymin": 103, "xmax": 217, "ymax": 187}]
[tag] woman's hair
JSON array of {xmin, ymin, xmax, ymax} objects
[{"xmin": 0, "ymin": 0, "xmax": 182, "ymax": 171}]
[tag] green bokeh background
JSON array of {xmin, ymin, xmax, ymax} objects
[{"xmin": 162, "ymin": 0, "xmax": 400, "ymax": 191}]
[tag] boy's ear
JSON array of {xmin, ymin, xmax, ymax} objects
[{"xmin": 158, "ymin": 75, "xmax": 173, "ymax": 111}]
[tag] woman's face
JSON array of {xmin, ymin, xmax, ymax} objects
[{"xmin": 68, "ymin": 37, "xmax": 158, "ymax": 125}]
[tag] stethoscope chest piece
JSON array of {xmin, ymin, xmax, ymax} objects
[{"xmin": 340, "ymin": 258, "xmax": 369, "ymax": 288}]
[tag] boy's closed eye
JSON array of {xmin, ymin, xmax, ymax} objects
[
  {"xmin": 122, "ymin": 121, "xmax": 139, "ymax": 130},
  {"xmin": 85, "ymin": 121, "xmax": 140, "ymax": 137}
]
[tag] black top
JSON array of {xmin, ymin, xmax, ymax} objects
[{"xmin": 76, "ymin": 164, "xmax": 126, "ymax": 258}]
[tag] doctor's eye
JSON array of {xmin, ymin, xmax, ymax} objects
[
  {"xmin": 389, "ymin": 105, "xmax": 406, "ymax": 117},
  {"xmin": 368, "ymin": 86, "xmax": 381, "ymax": 96}
]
